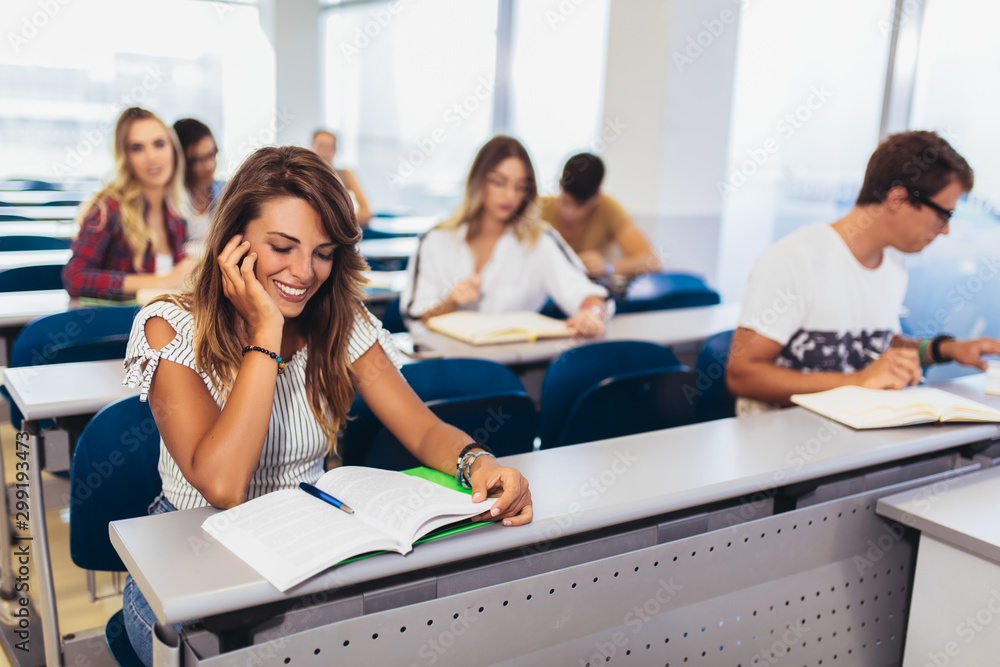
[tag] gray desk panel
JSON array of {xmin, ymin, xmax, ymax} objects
[
  {"xmin": 111, "ymin": 400, "xmax": 999, "ymax": 624},
  {"xmin": 358, "ymin": 237, "xmax": 418, "ymax": 260},
  {"xmin": 0, "ymin": 290, "xmax": 70, "ymax": 327},
  {"xmin": 876, "ymin": 465, "xmax": 1000, "ymax": 564},
  {"xmin": 0, "ymin": 248, "xmax": 72, "ymax": 271}
]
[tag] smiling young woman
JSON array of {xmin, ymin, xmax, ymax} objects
[
  {"xmin": 120, "ymin": 146, "xmax": 532, "ymax": 666},
  {"xmin": 62, "ymin": 107, "xmax": 197, "ymax": 299}
]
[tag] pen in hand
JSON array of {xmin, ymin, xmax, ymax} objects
[{"xmin": 299, "ymin": 482, "xmax": 355, "ymax": 514}]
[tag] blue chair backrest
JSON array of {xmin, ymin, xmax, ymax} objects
[
  {"xmin": 0, "ymin": 264, "xmax": 64, "ymax": 292},
  {"xmin": 379, "ymin": 296, "xmax": 406, "ymax": 334},
  {"xmin": 693, "ymin": 329, "xmax": 737, "ymax": 422},
  {"xmin": 341, "ymin": 358, "xmax": 527, "ymax": 466},
  {"xmin": 1, "ymin": 179, "xmax": 59, "ymax": 191},
  {"xmin": 557, "ymin": 367, "xmax": 698, "ymax": 447},
  {"xmin": 0, "ymin": 214, "xmax": 34, "ymax": 222},
  {"xmin": 361, "ymin": 227, "xmax": 399, "ymax": 240},
  {"xmin": 5, "ymin": 306, "xmax": 139, "ymax": 425},
  {"xmin": 539, "ymin": 340, "xmax": 680, "ymax": 449},
  {"xmin": 364, "ymin": 391, "xmax": 538, "ymax": 471},
  {"xmin": 69, "ymin": 395, "xmax": 162, "ymax": 571},
  {"xmin": 618, "ymin": 272, "xmax": 721, "ymax": 313},
  {"xmin": 0, "ymin": 236, "xmax": 72, "ymax": 252}
]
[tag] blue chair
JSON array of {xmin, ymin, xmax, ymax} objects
[
  {"xmin": 365, "ymin": 391, "xmax": 538, "ymax": 471},
  {"xmin": 69, "ymin": 395, "xmax": 160, "ymax": 667},
  {"xmin": 539, "ymin": 340, "xmax": 681, "ymax": 449},
  {"xmin": 618, "ymin": 272, "xmax": 721, "ymax": 313},
  {"xmin": 3, "ymin": 306, "xmax": 140, "ymax": 427},
  {"xmin": 41, "ymin": 199, "xmax": 84, "ymax": 207},
  {"xmin": 693, "ymin": 330, "xmax": 737, "ymax": 422},
  {"xmin": 0, "ymin": 235, "xmax": 72, "ymax": 252},
  {"xmin": 0, "ymin": 179, "xmax": 59, "ymax": 191},
  {"xmin": 0, "ymin": 264, "xmax": 64, "ymax": 292},
  {"xmin": 0, "ymin": 214, "xmax": 32, "ymax": 222},
  {"xmin": 361, "ymin": 227, "xmax": 400, "ymax": 240},
  {"xmin": 557, "ymin": 367, "xmax": 698, "ymax": 447},
  {"xmin": 341, "ymin": 358, "xmax": 533, "ymax": 466},
  {"xmin": 378, "ymin": 296, "xmax": 406, "ymax": 334}
]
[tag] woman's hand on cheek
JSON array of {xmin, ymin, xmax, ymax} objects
[{"xmin": 218, "ymin": 235, "xmax": 284, "ymax": 338}]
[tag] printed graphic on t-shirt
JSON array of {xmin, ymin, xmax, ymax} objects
[{"xmin": 776, "ymin": 329, "xmax": 894, "ymax": 373}]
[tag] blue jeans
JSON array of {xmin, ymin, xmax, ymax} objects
[{"xmin": 122, "ymin": 493, "xmax": 191, "ymax": 667}]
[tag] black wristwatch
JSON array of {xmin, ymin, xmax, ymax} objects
[{"xmin": 930, "ymin": 334, "xmax": 955, "ymax": 364}]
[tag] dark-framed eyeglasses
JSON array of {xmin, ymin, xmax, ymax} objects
[
  {"xmin": 188, "ymin": 150, "xmax": 218, "ymax": 167},
  {"xmin": 909, "ymin": 189, "xmax": 955, "ymax": 227}
]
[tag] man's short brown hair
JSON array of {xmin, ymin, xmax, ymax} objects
[{"xmin": 856, "ymin": 130, "xmax": 974, "ymax": 206}]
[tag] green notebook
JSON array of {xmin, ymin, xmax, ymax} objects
[{"xmin": 202, "ymin": 466, "xmax": 495, "ymax": 591}]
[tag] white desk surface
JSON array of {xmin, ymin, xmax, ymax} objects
[
  {"xmin": 1, "ymin": 220, "xmax": 77, "ymax": 239},
  {"xmin": 0, "ymin": 289, "xmax": 71, "ymax": 327},
  {"xmin": 367, "ymin": 215, "xmax": 437, "ymax": 236},
  {"xmin": 3, "ymin": 359, "xmax": 135, "ymax": 421},
  {"xmin": 0, "ymin": 191, "xmax": 91, "ymax": 206},
  {"xmin": 409, "ymin": 302, "xmax": 742, "ymax": 364},
  {"xmin": 0, "ymin": 248, "xmax": 72, "ymax": 271},
  {"xmin": 358, "ymin": 236, "xmax": 418, "ymax": 260},
  {"xmin": 877, "ymin": 464, "xmax": 1000, "ymax": 565},
  {"xmin": 111, "ymin": 382, "xmax": 1000, "ymax": 624},
  {"xmin": 1, "ymin": 205, "xmax": 80, "ymax": 221}
]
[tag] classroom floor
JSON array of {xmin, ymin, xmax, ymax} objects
[{"xmin": 0, "ymin": 418, "xmax": 120, "ymax": 667}]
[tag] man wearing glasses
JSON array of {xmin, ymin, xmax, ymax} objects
[{"xmin": 727, "ymin": 130, "xmax": 1000, "ymax": 414}]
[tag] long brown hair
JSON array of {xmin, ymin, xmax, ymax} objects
[
  {"xmin": 80, "ymin": 107, "xmax": 188, "ymax": 268},
  {"xmin": 158, "ymin": 146, "xmax": 367, "ymax": 443},
  {"xmin": 438, "ymin": 135, "xmax": 545, "ymax": 246}
]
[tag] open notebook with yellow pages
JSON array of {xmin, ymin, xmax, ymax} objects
[
  {"xmin": 425, "ymin": 311, "xmax": 572, "ymax": 345},
  {"xmin": 790, "ymin": 386, "xmax": 1000, "ymax": 429}
]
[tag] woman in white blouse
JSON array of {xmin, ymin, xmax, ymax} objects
[
  {"xmin": 121, "ymin": 146, "xmax": 531, "ymax": 666},
  {"xmin": 401, "ymin": 136, "xmax": 610, "ymax": 337}
]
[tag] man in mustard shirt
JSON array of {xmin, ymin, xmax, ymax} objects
[{"xmin": 540, "ymin": 153, "xmax": 661, "ymax": 277}]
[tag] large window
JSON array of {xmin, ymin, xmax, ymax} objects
[
  {"xmin": 321, "ymin": 0, "xmax": 609, "ymax": 215},
  {"xmin": 0, "ymin": 0, "xmax": 272, "ymax": 183},
  {"xmin": 899, "ymin": 0, "xmax": 1000, "ymax": 339},
  {"xmin": 717, "ymin": 0, "xmax": 896, "ymax": 301}
]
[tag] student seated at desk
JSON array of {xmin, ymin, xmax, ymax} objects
[
  {"xmin": 120, "ymin": 146, "xmax": 531, "ymax": 666},
  {"xmin": 310, "ymin": 129, "xmax": 372, "ymax": 225},
  {"xmin": 540, "ymin": 153, "xmax": 661, "ymax": 278},
  {"xmin": 401, "ymin": 136, "xmax": 610, "ymax": 338},
  {"xmin": 173, "ymin": 118, "xmax": 224, "ymax": 257},
  {"xmin": 727, "ymin": 130, "xmax": 1000, "ymax": 414},
  {"xmin": 63, "ymin": 107, "xmax": 196, "ymax": 299}
]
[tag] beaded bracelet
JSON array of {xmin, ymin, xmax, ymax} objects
[{"xmin": 242, "ymin": 345, "xmax": 286, "ymax": 375}]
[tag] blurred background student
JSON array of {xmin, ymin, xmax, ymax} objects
[
  {"xmin": 540, "ymin": 153, "xmax": 661, "ymax": 279},
  {"xmin": 310, "ymin": 128, "xmax": 372, "ymax": 225},
  {"xmin": 401, "ymin": 135, "xmax": 610, "ymax": 338},
  {"xmin": 63, "ymin": 106, "xmax": 195, "ymax": 299},
  {"xmin": 173, "ymin": 118, "xmax": 224, "ymax": 257}
]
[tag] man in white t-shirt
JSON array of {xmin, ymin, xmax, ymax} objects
[{"xmin": 727, "ymin": 130, "xmax": 1000, "ymax": 413}]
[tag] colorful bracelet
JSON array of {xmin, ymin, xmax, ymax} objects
[
  {"xmin": 242, "ymin": 345, "xmax": 286, "ymax": 375},
  {"xmin": 455, "ymin": 442, "xmax": 495, "ymax": 489}
]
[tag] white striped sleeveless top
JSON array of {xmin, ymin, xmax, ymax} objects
[{"xmin": 122, "ymin": 300, "xmax": 402, "ymax": 510}]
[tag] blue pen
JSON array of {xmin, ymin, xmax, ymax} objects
[{"xmin": 299, "ymin": 482, "xmax": 355, "ymax": 514}]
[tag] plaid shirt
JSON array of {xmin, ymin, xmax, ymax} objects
[{"xmin": 62, "ymin": 196, "xmax": 187, "ymax": 298}]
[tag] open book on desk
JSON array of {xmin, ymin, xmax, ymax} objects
[
  {"xmin": 791, "ymin": 386, "xmax": 1000, "ymax": 429},
  {"xmin": 425, "ymin": 311, "xmax": 572, "ymax": 345},
  {"xmin": 201, "ymin": 467, "xmax": 495, "ymax": 592}
]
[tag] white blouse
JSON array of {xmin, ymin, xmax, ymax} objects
[
  {"xmin": 401, "ymin": 223, "xmax": 608, "ymax": 318},
  {"xmin": 123, "ymin": 300, "xmax": 402, "ymax": 510}
]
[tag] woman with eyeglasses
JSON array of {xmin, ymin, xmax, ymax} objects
[{"xmin": 173, "ymin": 118, "xmax": 225, "ymax": 257}]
